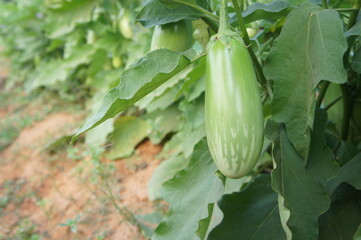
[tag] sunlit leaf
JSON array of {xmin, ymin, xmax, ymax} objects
[
  {"xmin": 106, "ymin": 116, "xmax": 151, "ymax": 160},
  {"xmin": 136, "ymin": 0, "xmax": 202, "ymax": 28},
  {"xmin": 46, "ymin": 0, "xmax": 98, "ymax": 38},
  {"xmin": 231, "ymin": 1, "xmax": 291, "ymax": 24},
  {"xmin": 153, "ymin": 139, "xmax": 224, "ymax": 240},
  {"xmin": 72, "ymin": 49, "xmax": 193, "ymax": 142},
  {"xmin": 148, "ymin": 154, "xmax": 189, "ymax": 200}
]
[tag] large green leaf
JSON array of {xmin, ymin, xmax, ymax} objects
[
  {"xmin": 144, "ymin": 106, "xmax": 182, "ymax": 144},
  {"xmin": 264, "ymin": 4, "xmax": 347, "ymax": 159},
  {"xmin": 25, "ymin": 59, "xmax": 68, "ymax": 91},
  {"xmin": 145, "ymin": 82, "xmax": 183, "ymax": 112},
  {"xmin": 344, "ymin": 21, "xmax": 361, "ymax": 37},
  {"xmin": 231, "ymin": 1, "xmax": 291, "ymax": 25},
  {"xmin": 354, "ymin": 225, "xmax": 361, "ymax": 240},
  {"xmin": 72, "ymin": 49, "xmax": 192, "ymax": 142},
  {"xmin": 46, "ymin": 0, "xmax": 98, "ymax": 38},
  {"xmin": 136, "ymin": 0, "xmax": 202, "ymax": 28},
  {"xmin": 271, "ymin": 109, "xmax": 339, "ymax": 240},
  {"xmin": 327, "ymin": 152, "xmax": 361, "ymax": 193},
  {"xmin": 159, "ymin": 124, "xmax": 206, "ymax": 158},
  {"xmin": 318, "ymin": 183, "xmax": 361, "ymax": 240},
  {"xmin": 335, "ymin": 141, "xmax": 359, "ymax": 166},
  {"xmin": 148, "ymin": 154, "xmax": 189, "ymax": 200},
  {"xmin": 208, "ymin": 175, "xmax": 286, "ymax": 240},
  {"xmin": 152, "ymin": 139, "xmax": 224, "ymax": 240},
  {"xmin": 85, "ymin": 90, "xmax": 115, "ymax": 148}
]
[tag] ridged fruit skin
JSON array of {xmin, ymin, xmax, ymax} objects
[
  {"xmin": 205, "ymin": 37, "xmax": 264, "ymax": 179},
  {"xmin": 151, "ymin": 20, "xmax": 193, "ymax": 52}
]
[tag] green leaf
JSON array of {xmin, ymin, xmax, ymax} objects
[
  {"xmin": 46, "ymin": 0, "xmax": 98, "ymax": 38},
  {"xmin": 85, "ymin": 91, "xmax": 115, "ymax": 148},
  {"xmin": 25, "ymin": 59, "xmax": 68, "ymax": 91},
  {"xmin": 271, "ymin": 110, "xmax": 339, "ymax": 240},
  {"xmin": 72, "ymin": 49, "xmax": 192, "ymax": 143},
  {"xmin": 336, "ymin": 141, "xmax": 359, "ymax": 166},
  {"xmin": 148, "ymin": 154, "xmax": 189, "ymax": 200},
  {"xmin": 105, "ymin": 116, "xmax": 151, "ymax": 160},
  {"xmin": 144, "ymin": 106, "xmax": 182, "ymax": 144},
  {"xmin": 318, "ymin": 183, "xmax": 361, "ymax": 240},
  {"xmin": 224, "ymin": 176, "xmax": 252, "ymax": 194},
  {"xmin": 208, "ymin": 175, "xmax": 286, "ymax": 240},
  {"xmin": 264, "ymin": 4, "xmax": 347, "ymax": 159},
  {"xmin": 344, "ymin": 21, "xmax": 361, "ymax": 37},
  {"xmin": 327, "ymin": 152, "xmax": 361, "ymax": 193},
  {"xmin": 177, "ymin": 56, "xmax": 206, "ymax": 101},
  {"xmin": 159, "ymin": 124, "xmax": 205, "ymax": 158},
  {"xmin": 136, "ymin": 0, "xmax": 202, "ymax": 28},
  {"xmin": 85, "ymin": 120, "xmax": 114, "ymax": 148},
  {"xmin": 231, "ymin": 1, "xmax": 291, "ymax": 24},
  {"xmin": 354, "ymin": 225, "xmax": 361, "ymax": 240},
  {"xmin": 135, "ymin": 57, "xmax": 198, "ymax": 110},
  {"xmin": 152, "ymin": 139, "xmax": 224, "ymax": 240},
  {"xmin": 145, "ymin": 82, "xmax": 182, "ymax": 112},
  {"xmin": 94, "ymin": 31, "xmax": 123, "ymax": 52},
  {"xmin": 160, "ymin": 0, "xmax": 200, "ymax": 8},
  {"xmin": 136, "ymin": 211, "xmax": 164, "ymax": 238},
  {"xmin": 179, "ymin": 97, "xmax": 205, "ymax": 129},
  {"xmin": 42, "ymin": 135, "xmax": 73, "ymax": 153},
  {"xmin": 25, "ymin": 45, "xmax": 96, "ymax": 91}
]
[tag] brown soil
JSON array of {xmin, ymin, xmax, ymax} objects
[{"xmin": 0, "ymin": 110, "xmax": 161, "ymax": 239}]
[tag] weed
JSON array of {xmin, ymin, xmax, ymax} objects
[
  {"xmin": 35, "ymin": 198, "xmax": 52, "ymax": 220},
  {"xmin": 59, "ymin": 214, "xmax": 82, "ymax": 234},
  {"xmin": 0, "ymin": 179, "xmax": 26, "ymax": 213},
  {"xmin": 12, "ymin": 219, "xmax": 41, "ymax": 240}
]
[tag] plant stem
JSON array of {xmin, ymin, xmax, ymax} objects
[
  {"xmin": 340, "ymin": 84, "xmax": 353, "ymax": 140},
  {"xmin": 219, "ymin": 0, "xmax": 230, "ymax": 34},
  {"xmin": 316, "ymin": 81, "xmax": 330, "ymax": 108},
  {"xmin": 332, "ymin": 0, "xmax": 344, "ymax": 8},
  {"xmin": 325, "ymin": 95, "xmax": 342, "ymax": 110},
  {"xmin": 334, "ymin": 8, "xmax": 360, "ymax": 12},
  {"xmin": 322, "ymin": 0, "xmax": 329, "ymax": 8},
  {"xmin": 201, "ymin": 17, "xmax": 218, "ymax": 33},
  {"xmin": 231, "ymin": 0, "xmax": 251, "ymax": 45},
  {"xmin": 340, "ymin": 0, "xmax": 360, "ymax": 140}
]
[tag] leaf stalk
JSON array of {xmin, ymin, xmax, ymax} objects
[
  {"xmin": 322, "ymin": 0, "xmax": 329, "ymax": 9},
  {"xmin": 340, "ymin": 0, "xmax": 360, "ymax": 140},
  {"xmin": 316, "ymin": 81, "xmax": 330, "ymax": 108}
]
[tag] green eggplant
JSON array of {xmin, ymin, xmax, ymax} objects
[
  {"xmin": 151, "ymin": 20, "xmax": 193, "ymax": 52},
  {"xmin": 205, "ymin": 0, "xmax": 264, "ymax": 178},
  {"xmin": 205, "ymin": 37, "xmax": 264, "ymax": 178}
]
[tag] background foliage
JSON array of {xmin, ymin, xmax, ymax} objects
[{"xmin": 1, "ymin": 0, "xmax": 361, "ymax": 239}]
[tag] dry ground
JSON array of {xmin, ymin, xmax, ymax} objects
[
  {"xmin": 0, "ymin": 61, "xmax": 162, "ymax": 239},
  {"xmin": 0, "ymin": 109, "xmax": 162, "ymax": 240}
]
